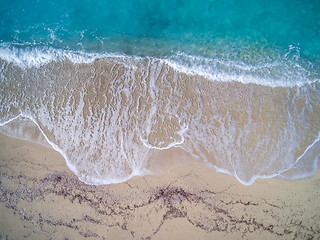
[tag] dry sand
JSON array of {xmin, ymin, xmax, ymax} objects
[{"xmin": 0, "ymin": 133, "xmax": 320, "ymax": 239}]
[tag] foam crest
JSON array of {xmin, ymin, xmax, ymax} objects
[
  {"xmin": 0, "ymin": 46, "xmax": 92, "ymax": 68},
  {"xmin": 164, "ymin": 52, "xmax": 319, "ymax": 87},
  {"xmin": 0, "ymin": 44, "xmax": 143, "ymax": 69},
  {"xmin": 1, "ymin": 44, "xmax": 319, "ymax": 88}
]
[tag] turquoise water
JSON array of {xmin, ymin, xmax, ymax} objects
[
  {"xmin": 0, "ymin": 0, "xmax": 320, "ymax": 185},
  {"xmin": 1, "ymin": 0, "xmax": 320, "ymax": 59}
]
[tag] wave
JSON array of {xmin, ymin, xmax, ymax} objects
[
  {"xmin": 0, "ymin": 44, "xmax": 137, "ymax": 68},
  {"xmin": 0, "ymin": 44, "xmax": 319, "ymax": 87},
  {"xmin": 0, "ymin": 44, "xmax": 320, "ymax": 185}
]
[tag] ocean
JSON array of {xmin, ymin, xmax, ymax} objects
[{"xmin": 0, "ymin": 0, "xmax": 319, "ymax": 185}]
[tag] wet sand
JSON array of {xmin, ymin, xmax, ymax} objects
[{"xmin": 0, "ymin": 133, "xmax": 320, "ymax": 239}]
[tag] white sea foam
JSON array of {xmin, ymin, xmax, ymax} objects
[
  {"xmin": 140, "ymin": 124, "xmax": 188, "ymax": 150},
  {"xmin": 0, "ymin": 44, "xmax": 142, "ymax": 69},
  {"xmin": 0, "ymin": 44, "xmax": 318, "ymax": 87},
  {"xmin": 0, "ymin": 114, "xmax": 22, "ymax": 127},
  {"xmin": 163, "ymin": 51, "xmax": 319, "ymax": 87},
  {"xmin": 0, "ymin": 46, "xmax": 95, "ymax": 68}
]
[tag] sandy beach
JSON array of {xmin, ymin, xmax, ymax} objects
[{"xmin": 0, "ymin": 133, "xmax": 319, "ymax": 239}]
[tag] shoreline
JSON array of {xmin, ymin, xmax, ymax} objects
[{"xmin": 1, "ymin": 133, "xmax": 320, "ymax": 239}]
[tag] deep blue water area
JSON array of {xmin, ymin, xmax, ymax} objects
[{"xmin": 1, "ymin": 0, "xmax": 319, "ymax": 60}]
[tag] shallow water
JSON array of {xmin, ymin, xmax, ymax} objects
[{"xmin": 0, "ymin": 0, "xmax": 320, "ymax": 185}]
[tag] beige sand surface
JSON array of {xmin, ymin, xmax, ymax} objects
[{"xmin": 0, "ymin": 133, "xmax": 320, "ymax": 239}]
